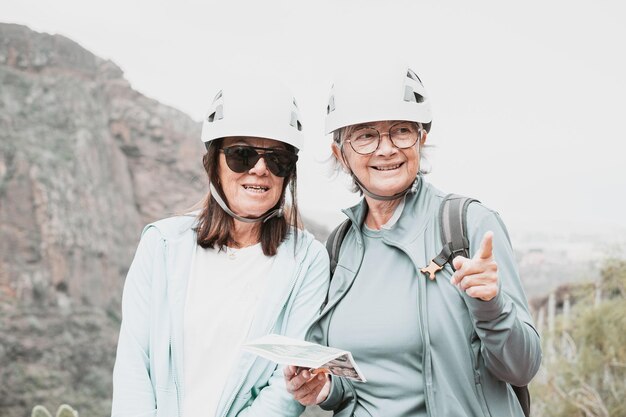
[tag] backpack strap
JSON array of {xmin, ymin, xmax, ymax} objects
[
  {"xmin": 322, "ymin": 219, "xmax": 351, "ymax": 311},
  {"xmin": 513, "ymin": 385, "xmax": 531, "ymax": 417},
  {"xmin": 420, "ymin": 194, "xmax": 479, "ymax": 279},
  {"xmin": 326, "ymin": 219, "xmax": 351, "ymax": 276},
  {"xmin": 439, "ymin": 193, "xmax": 479, "ymax": 268}
]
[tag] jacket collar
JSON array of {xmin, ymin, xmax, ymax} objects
[
  {"xmin": 314, "ymin": 178, "xmax": 439, "ymax": 342},
  {"xmin": 326, "ymin": 176, "xmax": 434, "ymax": 305},
  {"xmin": 342, "ymin": 176, "xmax": 429, "ymax": 243},
  {"xmin": 379, "ymin": 176, "xmax": 434, "ymax": 248}
]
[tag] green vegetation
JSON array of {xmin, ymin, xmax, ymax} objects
[
  {"xmin": 0, "ymin": 303, "xmax": 119, "ymax": 417},
  {"xmin": 531, "ymin": 259, "xmax": 626, "ymax": 417}
]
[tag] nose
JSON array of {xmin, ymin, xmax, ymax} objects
[
  {"xmin": 374, "ymin": 132, "xmax": 398, "ymax": 156},
  {"xmin": 248, "ymin": 155, "xmax": 269, "ymax": 176}
]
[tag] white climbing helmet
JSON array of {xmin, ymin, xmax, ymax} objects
[
  {"xmin": 325, "ymin": 64, "xmax": 432, "ymax": 135},
  {"xmin": 201, "ymin": 78, "xmax": 304, "ymax": 150}
]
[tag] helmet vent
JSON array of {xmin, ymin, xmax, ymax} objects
[
  {"xmin": 207, "ymin": 104, "xmax": 224, "ymax": 122},
  {"xmin": 326, "ymin": 95, "xmax": 336, "ymax": 114},
  {"xmin": 290, "ymin": 112, "xmax": 303, "ymax": 131},
  {"xmin": 213, "ymin": 90, "xmax": 223, "ymax": 102},
  {"xmin": 404, "ymin": 86, "xmax": 425, "ymax": 104},
  {"xmin": 406, "ymin": 69, "xmax": 422, "ymax": 84},
  {"xmin": 293, "ymin": 98, "xmax": 299, "ymax": 108}
]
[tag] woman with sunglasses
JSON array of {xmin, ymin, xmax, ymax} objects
[
  {"xmin": 284, "ymin": 65, "xmax": 542, "ymax": 417},
  {"xmin": 112, "ymin": 80, "xmax": 329, "ymax": 417}
]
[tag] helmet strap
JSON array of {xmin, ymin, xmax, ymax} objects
[
  {"xmin": 353, "ymin": 175, "xmax": 419, "ymax": 201},
  {"xmin": 209, "ymin": 182, "xmax": 283, "ymax": 224},
  {"xmin": 340, "ymin": 144, "xmax": 420, "ymax": 201}
]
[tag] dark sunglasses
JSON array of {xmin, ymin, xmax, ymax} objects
[{"xmin": 220, "ymin": 146, "xmax": 298, "ymax": 177}]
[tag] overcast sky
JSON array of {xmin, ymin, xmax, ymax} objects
[{"xmin": 2, "ymin": 0, "xmax": 625, "ymax": 236}]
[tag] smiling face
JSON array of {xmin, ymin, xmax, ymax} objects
[
  {"xmin": 218, "ymin": 137, "xmax": 287, "ymax": 218},
  {"xmin": 332, "ymin": 120, "xmax": 426, "ymax": 197}
]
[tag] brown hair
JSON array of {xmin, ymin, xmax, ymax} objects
[{"xmin": 195, "ymin": 139, "xmax": 300, "ymax": 257}]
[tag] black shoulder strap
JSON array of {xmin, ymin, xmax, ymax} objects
[
  {"xmin": 326, "ymin": 219, "xmax": 351, "ymax": 276},
  {"xmin": 427, "ymin": 194, "xmax": 479, "ymax": 270},
  {"xmin": 512, "ymin": 385, "xmax": 531, "ymax": 417},
  {"xmin": 321, "ymin": 219, "xmax": 351, "ymax": 311},
  {"xmin": 439, "ymin": 193, "xmax": 531, "ymax": 417},
  {"xmin": 439, "ymin": 193, "xmax": 479, "ymax": 268}
]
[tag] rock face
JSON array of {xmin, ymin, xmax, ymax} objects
[
  {"xmin": 0, "ymin": 23, "xmax": 206, "ymax": 310},
  {"xmin": 0, "ymin": 22, "xmax": 206, "ymax": 417}
]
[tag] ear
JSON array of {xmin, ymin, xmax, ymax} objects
[
  {"xmin": 420, "ymin": 130, "xmax": 428, "ymax": 146},
  {"xmin": 331, "ymin": 142, "xmax": 349, "ymax": 171}
]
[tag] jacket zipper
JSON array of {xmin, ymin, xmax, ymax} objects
[
  {"xmin": 164, "ymin": 239, "xmax": 183, "ymax": 417},
  {"xmin": 417, "ymin": 263, "xmax": 435, "ymax": 417},
  {"xmin": 170, "ymin": 335, "xmax": 182, "ymax": 417},
  {"xmin": 218, "ymin": 261, "xmax": 305, "ymax": 417},
  {"xmin": 346, "ymin": 380, "xmax": 358, "ymax": 416},
  {"xmin": 392, "ymin": 241, "xmax": 435, "ymax": 417},
  {"xmin": 468, "ymin": 334, "xmax": 491, "ymax": 417}
]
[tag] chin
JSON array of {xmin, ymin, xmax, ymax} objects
[
  {"xmin": 371, "ymin": 182, "xmax": 410, "ymax": 195},
  {"xmin": 237, "ymin": 204, "xmax": 278, "ymax": 218}
]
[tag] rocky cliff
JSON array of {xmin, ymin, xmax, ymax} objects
[
  {"xmin": 0, "ymin": 23, "xmax": 206, "ymax": 310},
  {"xmin": 0, "ymin": 22, "xmax": 205, "ymax": 417}
]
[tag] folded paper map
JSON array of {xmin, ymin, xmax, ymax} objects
[{"xmin": 242, "ymin": 334, "xmax": 366, "ymax": 382}]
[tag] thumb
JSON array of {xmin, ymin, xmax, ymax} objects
[
  {"xmin": 475, "ymin": 231, "xmax": 494, "ymax": 260},
  {"xmin": 451, "ymin": 256, "xmax": 468, "ymax": 284},
  {"xmin": 452, "ymin": 255, "xmax": 466, "ymax": 271}
]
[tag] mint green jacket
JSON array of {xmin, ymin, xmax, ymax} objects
[
  {"xmin": 308, "ymin": 179, "xmax": 542, "ymax": 417},
  {"xmin": 112, "ymin": 214, "xmax": 329, "ymax": 417}
]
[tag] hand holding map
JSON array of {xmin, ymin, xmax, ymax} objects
[{"xmin": 242, "ymin": 334, "xmax": 366, "ymax": 382}]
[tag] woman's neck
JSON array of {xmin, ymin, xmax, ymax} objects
[
  {"xmin": 230, "ymin": 220, "xmax": 261, "ymax": 247},
  {"xmin": 364, "ymin": 196, "xmax": 402, "ymax": 230}
]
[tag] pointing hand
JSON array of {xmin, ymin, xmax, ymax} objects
[{"xmin": 450, "ymin": 231, "xmax": 499, "ymax": 301}]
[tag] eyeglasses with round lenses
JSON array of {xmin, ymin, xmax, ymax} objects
[
  {"xmin": 345, "ymin": 122, "xmax": 421, "ymax": 155},
  {"xmin": 220, "ymin": 145, "xmax": 298, "ymax": 177}
]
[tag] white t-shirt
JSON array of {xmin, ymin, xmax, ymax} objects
[{"xmin": 183, "ymin": 243, "xmax": 275, "ymax": 417}]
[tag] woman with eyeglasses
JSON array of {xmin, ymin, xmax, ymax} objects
[
  {"xmin": 111, "ymin": 80, "xmax": 329, "ymax": 417},
  {"xmin": 284, "ymin": 65, "xmax": 542, "ymax": 417}
]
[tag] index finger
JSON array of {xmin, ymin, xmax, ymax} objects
[
  {"xmin": 475, "ymin": 231, "xmax": 494, "ymax": 260},
  {"xmin": 283, "ymin": 365, "xmax": 298, "ymax": 379},
  {"xmin": 285, "ymin": 367, "xmax": 313, "ymax": 392}
]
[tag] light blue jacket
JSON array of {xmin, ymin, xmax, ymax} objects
[
  {"xmin": 309, "ymin": 179, "xmax": 542, "ymax": 417},
  {"xmin": 111, "ymin": 214, "xmax": 330, "ymax": 417}
]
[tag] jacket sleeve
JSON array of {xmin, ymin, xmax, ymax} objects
[
  {"xmin": 236, "ymin": 240, "xmax": 331, "ymax": 417},
  {"xmin": 319, "ymin": 375, "xmax": 352, "ymax": 411},
  {"xmin": 462, "ymin": 206, "xmax": 542, "ymax": 386},
  {"xmin": 111, "ymin": 226, "xmax": 163, "ymax": 417}
]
